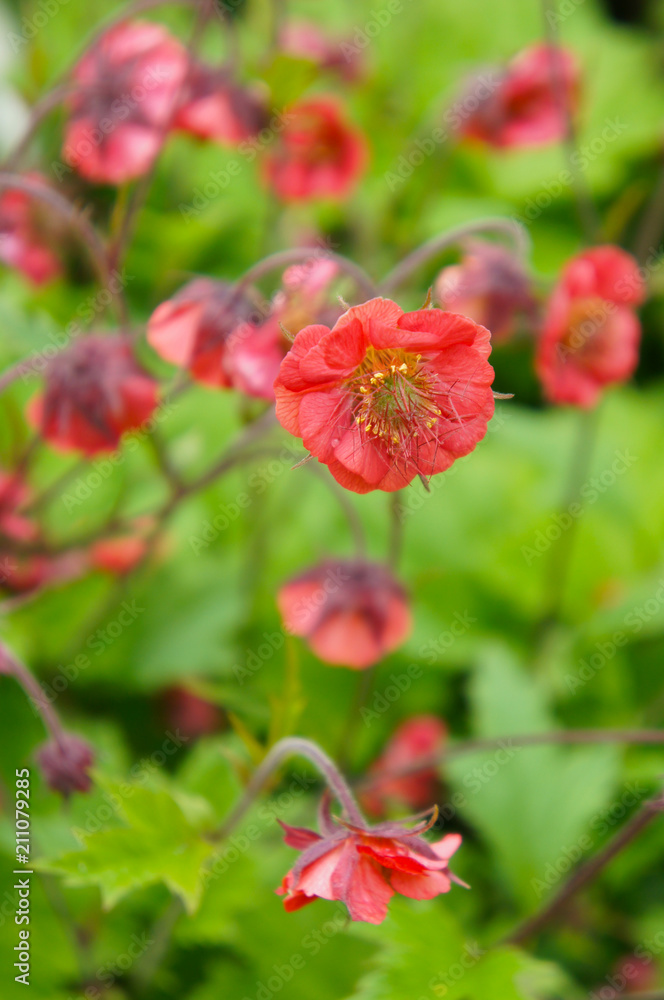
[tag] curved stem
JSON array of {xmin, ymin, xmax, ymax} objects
[
  {"xmin": 505, "ymin": 789, "xmax": 664, "ymax": 944},
  {"xmin": 234, "ymin": 248, "xmax": 379, "ymax": 303},
  {"xmin": 355, "ymin": 728, "xmax": 664, "ymax": 789},
  {"xmin": 387, "ymin": 491, "xmax": 404, "ymax": 569},
  {"xmin": 0, "ymin": 641, "xmax": 67, "ymax": 746},
  {"xmin": 214, "ymin": 736, "xmax": 365, "ymax": 839},
  {"xmin": 380, "ymin": 218, "xmax": 530, "ymax": 294},
  {"xmin": 2, "ymin": 85, "xmax": 75, "ymax": 172}
]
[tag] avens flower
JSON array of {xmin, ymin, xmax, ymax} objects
[
  {"xmin": 29, "ymin": 335, "xmax": 159, "ymax": 455},
  {"xmin": 460, "ymin": 44, "xmax": 580, "ymax": 149},
  {"xmin": 435, "ymin": 241, "xmax": 534, "ymax": 343},
  {"xmin": 174, "ymin": 64, "xmax": 267, "ymax": 145},
  {"xmin": 277, "ymin": 559, "xmax": 411, "ymax": 669},
  {"xmin": 0, "ymin": 176, "xmax": 62, "ymax": 285},
  {"xmin": 536, "ymin": 245, "xmax": 645, "ymax": 408},
  {"xmin": 263, "ymin": 97, "xmax": 367, "ymax": 201},
  {"xmin": 63, "ymin": 20, "xmax": 188, "ymax": 184},
  {"xmin": 274, "ymin": 297, "xmax": 495, "ymax": 493},
  {"xmin": 363, "ymin": 716, "xmax": 447, "ymax": 816},
  {"xmin": 277, "ymin": 802, "xmax": 464, "ymax": 924},
  {"xmin": 36, "ymin": 734, "xmax": 94, "ymax": 797}
]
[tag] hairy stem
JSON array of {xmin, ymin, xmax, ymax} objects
[
  {"xmin": 0, "ymin": 641, "xmax": 67, "ymax": 745},
  {"xmin": 380, "ymin": 217, "xmax": 530, "ymax": 293}
]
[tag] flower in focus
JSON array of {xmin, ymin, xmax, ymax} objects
[
  {"xmin": 435, "ymin": 241, "xmax": 534, "ymax": 343},
  {"xmin": 363, "ymin": 716, "xmax": 447, "ymax": 817},
  {"xmin": 0, "ymin": 176, "xmax": 62, "ymax": 285},
  {"xmin": 35, "ymin": 733, "xmax": 94, "ymax": 797},
  {"xmin": 263, "ymin": 97, "xmax": 367, "ymax": 201},
  {"xmin": 63, "ymin": 20, "xmax": 188, "ymax": 184},
  {"xmin": 460, "ymin": 44, "xmax": 580, "ymax": 149},
  {"xmin": 279, "ymin": 21, "xmax": 365, "ymax": 82},
  {"xmin": 536, "ymin": 245, "xmax": 645, "ymax": 408},
  {"xmin": 227, "ymin": 258, "xmax": 340, "ymax": 400},
  {"xmin": 174, "ymin": 64, "xmax": 267, "ymax": 145},
  {"xmin": 162, "ymin": 686, "xmax": 221, "ymax": 739},
  {"xmin": 147, "ymin": 278, "xmax": 258, "ymax": 389},
  {"xmin": 277, "ymin": 804, "xmax": 464, "ymax": 924},
  {"xmin": 277, "ymin": 559, "xmax": 411, "ymax": 669},
  {"xmin": 275, "ymin": 297, "xmax": 495, "ymax": 493},
  {"xmin": 29, "ymin": 335, "xmax": 159, "ymax": 455}
]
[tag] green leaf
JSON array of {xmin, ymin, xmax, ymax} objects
[{"xmin": 35, "ymin": 780, "xmax": 217, "ymax": 913}]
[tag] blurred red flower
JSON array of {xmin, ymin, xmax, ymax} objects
[
  {"xmin": 227, "ymin": 258, "xmax": 340, "ymax": 400},
  {"xmin": 277, "ymin": 808, "xmax": 464, "ymax": 924},
  {"xmin": 279, "ymin": 21, "xmax": 364, "ymax": 82},
  {"xmin": 147, "ymin": 277, "xmax": 258, "ymax": 389},
  {"xmin": 275, "ymin": 297, "xmax": 495, "ymax": 493},
  {"xmin": 36, "ymin": 734, "xmax": 94, "ymax": 797},
  {"xmin": 0, "ymin": 471, "xmax": 37, "ymax": 543},
  {"xmin": 0, "ymin": 177, "xmax": 62, "ymax": 285},
  {"xmin": 435, "ymin": 241, "xmax": 534, "ymax": 343},
  {"xmin": 63, "ymin": 20, "xmax": 188, "ymax": 184},
  {"xmin": 363, "ymin": 716, "xmax": 447, "ymax": 816},
  {"xmin": 263, "ymin": 97, "xmax": 367, "ymax": 201},
  {"xmin": 536, "ymin": 245, "xmax": 645, "ymax": 408},
  {"xmin": 162, "ymin": 686, "xmax": 221, "ymax": 739},
  {"xmin": 460, "ymin": 44, "xmax": 580, "ymax": 149},
  {"xmin": 30, "ymin": 335, "xmax": 159, "ymax": 455},
  {"xmin": 277, "ymin": 559, "xmax": 411, "ymax": 669},
  {"xmin": 91, "ymin": 534, "xmax": 149, "ymax": 575},
  {"xmin": 175, "ymin": 64, "xmax": 267, "ymax": 145}
]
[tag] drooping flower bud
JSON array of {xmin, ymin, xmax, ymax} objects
[{"xmin": 36, "ymin": 734, "xmax": 94, "ymax": 797}]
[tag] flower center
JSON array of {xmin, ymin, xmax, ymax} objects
[
  {"xmin": 560, "ymin": 297, "xmax": 612, "ymax": 363},
  {"xmin": 346, "ymin": 347, "xmax": 441, "ymax": 454}
]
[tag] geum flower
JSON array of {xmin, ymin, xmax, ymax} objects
[
  {"xmin": 29, "ymin": 335, "xmax": 159, "ymax": 455},
  {"xmin": 263, "ymin": 97, "xmax": 367, "ymax": 201},
  {"xmin": 174, "ymin": 64, "xmax": 267, "ymax": 145},
  {"xmin": 63, "ymin": 20, "xmax": 188, "ymax": 184},
  {"xmin": 277, "ymin": 559, "xmax": 411, "ymax": 669},
  {"xmin": 274, "ymin": 297, "xmax": 496, "ymax": 493},
  {"xmin": 0, "ymin": 175, "xmax": 62, "ymax": 285},
  {"xmin": 363, "ymin": 715, "xmax": 447, "ymax": 816},
  {"xmin": 536, "ymin": 245, "xmax": 645, "ymax": 408},
  {"xmin": 435, "ymin": 240, "xmax": 534, "ymax": 343},
  {"xmin": 460, "ymin": 44, "xmax": 580, "ymax": 149},
  {"xmin": 147, "ymin": 278, "xmax": 258, "ymax": 389},
  {"xmin": 227, "ymin": 258, "xmax": 340, "ymax": 401},
  {"xmin": 277, "ymin": 803, "xmax": 465, "ymax": 924}
]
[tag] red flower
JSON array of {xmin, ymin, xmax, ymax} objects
[
  {"xmin": 30, "ymin": 335, "xmax": 159, "ymax": 455},
  {"xmin": 162, "ymin": 686, "xmax": 221, "ymax": 739},
  {"xmin": 277, "ymin": 559, "xmax": 411, "ymax": 669},
  {"xmin": 363, "ymin": 716, "xmax": 447, "ymax": 817},
  {"xmin": 174, "ymin": 64, "xmax": 267, "ymax": 145},
  {"xmin": 147, "ymin": 278, "xmax": 258, "ymax": 389},
  {"xmin": 0, "ymin": 471, "xmax": 37, "ymax": 543},
  {"xmin": 63, "ymin": 20, "xmax": 188, "ymax": 184},
  {"xmin": 536, "ymin": 245, "xmax": 645, "ymax": 408},
  {"xmin": 0, "ymin": 176, "xmax": 61, "ymax": 285},
  {"xmin": 274, "ymin": 297, "xmax": 495, "ymax": 493},
  {"xmin": 91, "ymin": 534, "xmax": 149, "ymax": 575},
  {"xmin": 36, "ymin": 734, "xmax": 94, "ymax": 797},
  {"xmin": 227, "ymin": 258, "xmax": 340, "ymax": 401},
  {"xmin": 276, "ymin": 807, "xmax": 464, "ymax": 924},
  {"xmin": 460, "ymin": 44, "xmax": 580, "ymax": 149},
  {"xmin": 435, "ymin": 241, "xmax": 534, "ymax": 343},
  {"xmin": 263, "ymin": 98, "xmax": 367, "ymax": 201}
]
